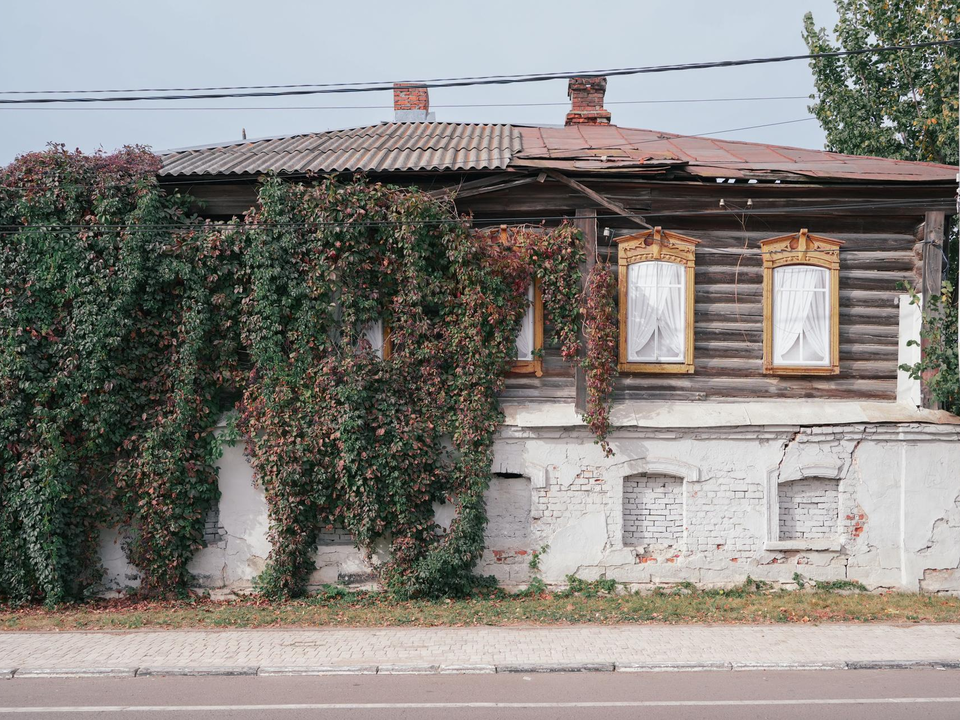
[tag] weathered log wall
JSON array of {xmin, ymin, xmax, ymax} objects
[
  {"xmin": 502, "ymin": 228, "xmax": 920, "ymax": 403},
  {"xmin": 164, "ymin": 173, "xmax": 945, "ymax": 403}
]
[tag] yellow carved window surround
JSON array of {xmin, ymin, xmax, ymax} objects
[
  {"xmin": 617, "ymin": 227, "xmax": 698, "ymax": 374},
  {"xmin": 761, "ymin": 229, "xmax": 842, "ymax": 376}
]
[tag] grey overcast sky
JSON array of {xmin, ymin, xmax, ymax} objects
[{"xmin": 0, "ymin": 0, "xmax": 841, "ymax": 166}]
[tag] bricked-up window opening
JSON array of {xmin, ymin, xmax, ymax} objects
[
  {"xmin": 623, "ymin": 474, "xmax": 684, "ymax": 547},
  {"xmin": 202, "ymin": 506, "xmax": 225, "ymax": 547},
  {"xmin": 486, "ymin": 474, "xmax": 532, "ymax": 545},
  {"xmin": 778, "ymin": 478, "xmax": 839, "ymax": 540},
  {"xmin": 318, "ymin": 526, "xmax": 354, "ymax": 546}
]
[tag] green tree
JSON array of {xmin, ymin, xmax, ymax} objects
[{"xmin": 803, "ymin": 1, "xmax": 959, "ymax": 165}]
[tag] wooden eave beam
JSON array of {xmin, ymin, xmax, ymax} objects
[
  {"xmin": 544, "ymin": 170, "xmax": 652, "ymax": 229},
  {"xmin": 427, "ymin": 173, "xmax": 535, "ymax": 199}
]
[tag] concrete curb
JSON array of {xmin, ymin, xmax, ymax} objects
[
  {"xmin": 137, "ymin": 666, "xmax": 258, "ymax": 677},
  {"xmin": 376, "ymin": 664, "xmax": 440, "ymax": 675},
  {"xmin": 5, "ymin": 660, "xmax": 960, "ymax": 678},
  {"xmin": 439, "ymin": 664, "xmax": 497, "ymax": 674},
  {"xmin": 616, "ymin": 661, "xmax": 730, "ymax": 672},
  {"xmin": 497, "ymin": 663, "xmax": 615, "ymax": 674},
  {"xmin": 258, "ymin": 665, "xmax": 378, "ymax": 676},
  {"xmin": 14, "ymin": 667, "xmax": 137, "ymax": 678}
]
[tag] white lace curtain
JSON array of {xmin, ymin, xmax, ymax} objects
[
  {"xmin": 626, "ymin": 261, "xmax": 686, "ymax": 362},
  {"xmin": 359, "ymin": 319, "xmax": 385, "ymax": 358},
  {"xmin": 515, "ymin": 283, "xmax": 535, "ymax": 361},
  {"xmin": 773, "ymin": 265, "xmax": 829, "ymax": 365}
]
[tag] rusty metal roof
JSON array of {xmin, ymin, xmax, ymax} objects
[
  {"xmin": 159, "ymin": 123, "xmax": 521, "ymax": 176},
  {"xmin": 159, "ymin": 122, "xmax": 955, "ymax": 183},
  {"xmin": 514, "ymin": 125, "xmax": 956, "ymax": 182}
]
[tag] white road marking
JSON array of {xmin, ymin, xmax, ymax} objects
[{"xmin": 2, "ymin": 698, "xmax": 960, "ymax": 713}]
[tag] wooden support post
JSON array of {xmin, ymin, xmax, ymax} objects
[
  {"xmin": 574, "ymin": 208, "xmax": 598, "ymax": 414},
  {"xmin": 921, "ymin": 210, "xmax": 945, "ymax": 409}
]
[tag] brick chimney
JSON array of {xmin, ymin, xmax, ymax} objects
[
  {"xmin": 393, "ymin": 83, "xmax": 435, "ymax": 122},
  {"xmin": 565, "ymin": 76, "xmax": 611, "ymax": 126}
]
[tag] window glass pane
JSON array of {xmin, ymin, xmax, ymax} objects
[
  {"xmin": 515, "ymin": 283, "xmax": 535, "ymax": 361},
  {"xmin": 626, "ymin": 261, "xmax": 686, "ymax": 363},
  {"xmin": 772, "ymin": 265, "xmax": 829, "ymax": 366},
  {"xmin": 360, "ymin": 319, "xmax": 385, "ymax": 358}
]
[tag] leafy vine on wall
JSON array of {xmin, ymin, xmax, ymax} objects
[
  {"xmin": 0, "ymin": 147, "xmax": 608, "ymax": 604},
  {"xmin": 0, "ymin": 146, "xmax": 240, "ymax": 604}
]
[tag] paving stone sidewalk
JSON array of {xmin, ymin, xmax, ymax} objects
[{"xmin": 2, "ymin": 624, "xmax": 960, "ymax": 677}]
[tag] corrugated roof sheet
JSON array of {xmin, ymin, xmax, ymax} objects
[
  {"xmin": 513, "ymin": 125, "xmax": 956, "ymax": 182},
  {"xmin": 159, "ymin": 122, "xmax": 956, "ymax": 183},
  {"xmin": 159, "ymin": 123, "xmax": 521, "ymax": 176}
]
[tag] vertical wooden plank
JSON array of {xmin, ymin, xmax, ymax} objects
[
  {"xmin": 574, "ymin": 208, "xmax": 598, "ymax": 414},
  {"xmin": 921, "ymin": 211, "xmax": 945, "ymax": 409}
]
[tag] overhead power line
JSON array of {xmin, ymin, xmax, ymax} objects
[
  {"xmin": 0, "ymin": 116, "xmax": 821, "ymax": 192},
  {"xmin": 1, "ymin": 39, "xmax": 956, "ymax": 104},
  {"xmin": 0, "ymin": 96, "xmax": 812, "ymax": 112}
]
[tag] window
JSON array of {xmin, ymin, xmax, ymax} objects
[
  {"xmin": 617, "ymin": 227, "xmax": 698, "ymax": 373},
  {"xmin": 359, "ymin": 320, "xmax": 391, "ymax": 359},
  {"xmin": 762, "ymin": 229, "xmax": 841, "ymax": 375},
  {"xmin": 512, "ymin": 279, "xmax": 543, "ymax": 376}
]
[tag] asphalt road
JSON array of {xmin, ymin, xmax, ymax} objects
[{"xmin": 1, "ymin": 670, "xmax": 960, "ymax": 719}]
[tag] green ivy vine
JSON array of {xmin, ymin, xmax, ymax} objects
[
  {"xmin": 239, "ymin": 179, "xmax": 584, "ymax": 598},
  {"xmin": 0, "ymin": 147, "xmax": 605, "ymax": 604},
  {"xmin": 0, "ymin": 146, "xmax": 240, "ymax": 604}
]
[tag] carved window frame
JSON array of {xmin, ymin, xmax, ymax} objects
[
  {"xmin": 761, "ymin": 229, "xmax": 842, "ymax": 376},
  {"xmin": 617, "ymin": 227, "xmax": 698, "ymax": 374},
  {"xmin": 511, "ymin": 277, "xmax": 544, "ymax": 377}
]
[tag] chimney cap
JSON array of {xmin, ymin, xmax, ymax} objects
[{"xmin": 565, "ymin": 75, "xmax": 611, "ymax": 126}]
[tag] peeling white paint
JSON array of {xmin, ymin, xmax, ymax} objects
[{"xmin": 98, "ymin": 414, "xmax": 960, "ymax": 596}]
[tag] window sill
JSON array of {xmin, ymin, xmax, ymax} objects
[
  {"xmin": 765, "ymin": 539, "xmax": 841, "ymax": 552},
  {"xmin": 619, "ymin": 362, "xmax": 694, "ymax": 374},
  {"xmin": 763, "ymin": 365, "xmax": 840, "ymax": 376}
]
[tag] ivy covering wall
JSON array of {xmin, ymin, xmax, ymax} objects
[{"xmin": 0, "ymin": 148, "xmax": 601, "ymax": 605}]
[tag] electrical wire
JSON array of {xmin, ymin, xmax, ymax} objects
[
  {"xmin": 1, "ymin": 39, "xmax": 956, "ymax": 104},
  {"xmin": 0, "ymin": 116, "xmax": 823, "ymax": 192},
  {"xmin": 0, "ymin": 96, "xmax": 812, "ymax": 112}
]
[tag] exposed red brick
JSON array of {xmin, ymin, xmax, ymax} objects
[
  {"xmin": 565, "ymin": 76, "xmax": 611, "ymax": 126},
  {"xmin": 393, "ymin": 83, "xmax": 429, "ymax": 112}
]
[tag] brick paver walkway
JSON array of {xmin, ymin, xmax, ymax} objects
[{"xmin": 2, "ymin": 624, "xmax": 960, "ymax": 670}]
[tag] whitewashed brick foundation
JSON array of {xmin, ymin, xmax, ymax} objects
[
  {"xmin": 99, "ymin": 419, "xmax": 960, "ymax": 595},
  {"xmin": 778, "ymin": 478, "xmax": 839, "ymax": 540}
]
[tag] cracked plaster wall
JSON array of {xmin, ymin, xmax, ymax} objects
[
  {"xmin": 98, "ymin": 421, "xmax": 960, "ymax": 595},
  {"xmin": 494, "ymin": 423, "xmax": 960, "ymax": 593}
]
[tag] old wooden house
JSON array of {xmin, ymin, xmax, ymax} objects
[{"xmin": 101, "ymin": 77, "xmax": 960, "ymax": 593}]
